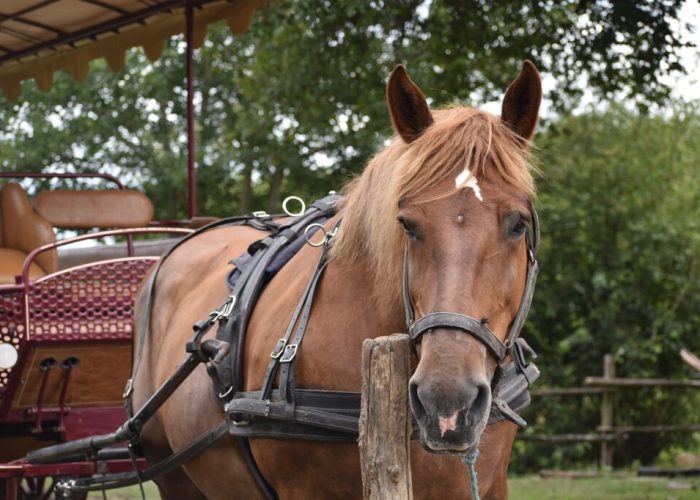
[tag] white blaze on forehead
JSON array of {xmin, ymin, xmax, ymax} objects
[{"xmin": 455, "ymin": 168, "xmax": 483, "ymax": 202}]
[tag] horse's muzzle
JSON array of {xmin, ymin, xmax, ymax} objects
[{"xmin": 409, "ymin": 375, "xmax": 491, "ymax": 453}]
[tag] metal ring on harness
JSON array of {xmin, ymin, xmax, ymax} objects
[
  {"xmin": 218, "ymin": 385, "xmax": 234, "ymax": 399},
  {"xmin": 304, "ymin": 223, "xmax": 328, "ymax": 247},
  {"xmin": 282, "ymin": 196, "xmax": 306, "ymax": 217}
]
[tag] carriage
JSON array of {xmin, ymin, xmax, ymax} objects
[
  {"xmin": 0, "ymin": 173, "xmax": 192, "ymax": 497},
  {"xmin": 0, "ymin": 2, "xmax": 542, "ymax": 499},
  {"xmin": 0, "ymin": 1, "xmax": 260, "ymax": 497}
]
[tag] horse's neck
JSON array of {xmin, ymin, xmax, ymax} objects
[{"xmin": 320, "ymin": 256, "xmax": 406, "ymax": 339}]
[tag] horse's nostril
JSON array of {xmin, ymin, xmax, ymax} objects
[
  {"xmin": 409, "ymin": 378, "xmax": 427, "ymax": 420},
  {"xmin": 466, "ymin": 383, "xmax": 490, "ymax": 422}
]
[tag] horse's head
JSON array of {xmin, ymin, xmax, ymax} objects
[{"xmin": 385, "ymin": 62, "xmax": 542, "ymax": 453}]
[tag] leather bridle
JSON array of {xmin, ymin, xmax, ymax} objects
[{"xmin": 403, "ymin": 201, "xmax": 540, "ymax": 365}]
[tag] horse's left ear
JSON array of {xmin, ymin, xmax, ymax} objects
[
  {"xmin": 387, "ymin": 65, "xmax": 434, "ymax": 143},
  {"xmin": 501, "ymin": 60, "xmax": 542, "ymax": 142}
]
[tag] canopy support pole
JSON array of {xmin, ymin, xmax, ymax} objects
[{"xmin": 186, "ymin": 0, "xmax": 196, "ymax": 219}]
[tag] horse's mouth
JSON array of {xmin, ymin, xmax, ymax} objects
[
  {"xmin": 414, "ymin": 416, "xmax": 484, "ymax": 455},
  {"xmin": 418, "ymin": 432, "xmax": 478, "ymax": 455}
]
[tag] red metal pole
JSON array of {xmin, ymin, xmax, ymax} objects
[{"xmin": 186, "ymin": 0, "xmax": 196, "ymax": 219}]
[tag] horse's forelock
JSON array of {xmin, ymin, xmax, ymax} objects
[{"xmin": 332, "ymin": 105, "xmax": 536, "ymax": 316}]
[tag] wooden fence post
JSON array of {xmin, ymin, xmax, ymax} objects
[
  {"xmin": 359, "ymin": 334, "xmax": 413, "ymax": 500},
  {"xmin": 599, "ymin": 354, "xmax": 616, "ymax": 468}
]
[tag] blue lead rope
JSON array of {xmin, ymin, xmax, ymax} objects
[{"xmin": 461, "ymin": 448, "xmax": 480, "ymax": 500}]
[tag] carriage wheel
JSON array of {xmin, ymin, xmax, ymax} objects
[
  {"xmin": 0, "ymin": 477, "xmax": 88, "ymax": 500},
  {"xmin": 18, "ymin": 477, "xmax": 53, "ymax": 500}
]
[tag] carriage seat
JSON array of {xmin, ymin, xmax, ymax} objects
[
  {"xmin": 0, "ymin": 183, "xmax": 57, "ymax": 284},
  {"xmin": 34, "ymin": 189, "xmax": 154, "ymax": 229}
]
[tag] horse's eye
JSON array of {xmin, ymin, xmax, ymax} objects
[
  {"xmin": 397, "ymin": 217, "xmax": 417, "ymax": 237},
  {"xmin": 508, "ymin": 214, "xmax": 529, "ymax": 238}
]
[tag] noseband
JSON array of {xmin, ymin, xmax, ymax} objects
[{"xmin": 402, "ymin": 202, "xmax": 540, "ymax": 365}]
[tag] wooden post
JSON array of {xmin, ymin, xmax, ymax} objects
[
  {"xmin": 359, "ymin": 334, "xmax": 413, "ymax": 500},
  {"xmin": 600, "ymin": 354, "xmax": 616, "ymax": 468}
]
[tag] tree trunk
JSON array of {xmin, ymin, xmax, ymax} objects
[
  {"xmin": 240, "ymin": 163, "xmax": 253, "ymax": 213},
  {"xmin": 266, "ymin": 164, "xmax": 285, "ymax": 213}
]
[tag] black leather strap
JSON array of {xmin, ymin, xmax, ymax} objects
[
  {"xmin": 408, "ymin": 312, "xmax": 507, "ymax": 361},
  {"xmin": 227, "ymin": 397, "xmax": 358, "ymax": 434},
  {"xmin": 277, "ymin": 250, "xmax": 331, "ymax": 419},
  {"xmin": 65, "ymin": 421, "xmax": 229, "ymax": 492},
  {"xmin": 504, "ymin": 259, "xmax": 539, "ymax": 348},
  {"xmin": 234, "ymin": 436, "xmax": 278, "ymax": 500},
  {"xmin": 402, "ymin": 244, "xmax": 415, "ymax": 326},
  {"xmin": 259, "ymin": 249, "xmax": 330, "ymax": 400}
]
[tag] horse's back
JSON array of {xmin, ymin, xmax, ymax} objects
[{"xmin": 134, "ymin": 224, "xmax": 264, "ymax": 381}]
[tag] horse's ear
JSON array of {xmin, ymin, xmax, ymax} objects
[
  {"xmin": 387, "ymin": 65, "xmax": 434, "ymax": 143},
  {"xmin": 501, "ymin": 60, "xmax": 542, "ymax": 142}
]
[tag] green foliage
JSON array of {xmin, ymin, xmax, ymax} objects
[
  {"xmin": 515, "ymin": 103, "xmax": 700, "ymax": 470},
  {"xmin": 0, "ymin": 1, "xmax": 698, "ymax": 471},
  {"xmin": 0, "ymin": 0, "xmax": 692, "ymax": 218}
]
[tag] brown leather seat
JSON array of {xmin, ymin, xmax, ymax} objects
[
  {"xmin": 35, "ymin": 190, "xmax": 154, "ymax": 228},
  {"xmin": 0, "ymin": 183, "xmax": 57, "ymax": 284}
]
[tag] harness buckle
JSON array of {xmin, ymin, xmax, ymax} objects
[
  {"xmin": 122, "ymin": 378, "xmax": 133, "ymax": 399},
  {"xmin": 270, "ymin": 338, "xmax": 287, "ymax": 359},
  {"xmin": 231, "ymin": 417, "xmax": 251, "ymax": 427},
  {"xmin": 279, "ymin": 344, "xmax": 298, "ymax": 363},
  {"xmin": 218, "ymin": 385, "xmax": 234, "ymax": 399},
  {"xmin": 252, "ymin": 211, "xmax": 269, "ymax": 218},
  {"xmin": 304, "ymin": 223, "xmax": 339, "ymax": 248},
  {"xmin": 210, "ymin": 294, "xmax": 236, "ymax": 323}
]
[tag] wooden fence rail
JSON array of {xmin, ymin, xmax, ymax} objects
[
  {"xmin": 523, "ymin": 353, "xmax": 700, "ymax": 467},
  {"xmin": 357, "ymin": 342, "xmax": 699, "ymax": 489}
]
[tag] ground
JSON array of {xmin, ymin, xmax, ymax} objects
[
  {"xmin": 84, "ymin": 475, "xmax": 700, "ymax": 499},
  {"xmin": 509, "ymin": 475, "xmax": 700, "ymax": 499}
]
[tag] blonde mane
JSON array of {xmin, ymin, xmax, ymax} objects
[{"xmin": 331, "ymin": 106, "xmax": 536, "ymax": 316}]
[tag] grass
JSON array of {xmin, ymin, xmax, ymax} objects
[
  {"xmin": 86, "ymin": 481, "xmax": 159, "ymax": 499},
  {"xmin": 509, "ymin": 474, "xmax": 700, "ymax": 500},
  {"xmin": 84, "ymin": 475, "xmax": 700, "ymax": 499}
]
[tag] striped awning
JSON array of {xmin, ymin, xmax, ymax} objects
[{"xmin": 0, "ymin": 0, "xmax": 264, "ymax": 100}]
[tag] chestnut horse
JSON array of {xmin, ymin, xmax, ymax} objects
[{"xmin": 132, "ymin": 61, "xmax": 542, "ymax": 499}]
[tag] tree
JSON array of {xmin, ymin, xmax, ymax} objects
[
  {"xmin": 514, "ymin": 102, "xmax": 700, "ymax": 470},
  {"xmin": 0, "ymin": 0, "xmax": 698, "ymax": 471},
  {"xmin": 0, "ymin": 0, "xmax": 693, "ymax": 218}
]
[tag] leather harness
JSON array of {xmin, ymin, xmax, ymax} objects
[{"xmin": 125, "ymin": 194, "xmax": 540, "ymax": 499}]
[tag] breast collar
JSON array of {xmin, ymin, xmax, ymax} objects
[{"xmin": 402, "ymin": 201, "xmax": 540, "ymax": 365}]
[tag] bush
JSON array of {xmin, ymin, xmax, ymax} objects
[{"xmin": 514, "ymin": 102, "xmax": 700, "ymax": 470}]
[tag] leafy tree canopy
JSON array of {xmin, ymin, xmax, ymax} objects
[
  {"xmin": 0, "ymin": 0, "xmax": 693, "ymax": 217},
  {"xmin": 517, "ymin": 102, "xmax": 700, "ymax": 469},
  {"xmin": 0, "ymin": 0, "xmax": 698, "ymax": 470}
]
